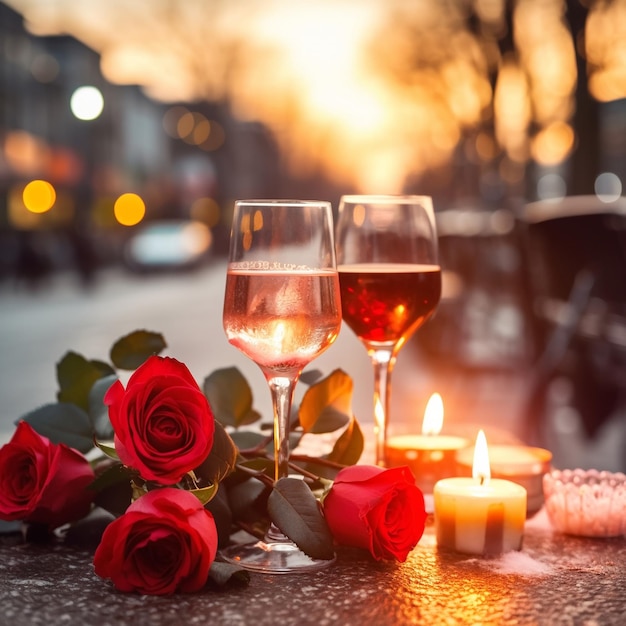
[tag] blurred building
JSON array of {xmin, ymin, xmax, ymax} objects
[{"xmin": 0, "ymin": 2, "xmax": 290, "ymax": 283}]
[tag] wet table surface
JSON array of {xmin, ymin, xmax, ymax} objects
[{"xmin": 1, "ymin": 510, "xmax": 625, "ymax": 626}]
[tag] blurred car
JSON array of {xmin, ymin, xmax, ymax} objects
[{"xmin": 123, "ymin": 219, "xmax": 213, "ymax": 272}]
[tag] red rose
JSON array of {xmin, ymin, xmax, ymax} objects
[
  {"xmin": 323, "ymin": 465, "xmax": 426, "ymax": 562},
  {"xmin": 0, "ymin": 421, "xmax": 94, "ymax": 529},
  {"xmin": 105, "ymin": 356, "xmax": 214, "ymax": 485},
  {"xmin": 94, "ymin": 488, "xmax": 218, "ymax": 595}
]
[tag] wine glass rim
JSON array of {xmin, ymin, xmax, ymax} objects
[
  {"xmin": 235, "ymin": 199, "xmax": 332, "ymax": 207},
  {"xmin": 340, "ymin": 194, "xmax": 432, "ymax": 203}
]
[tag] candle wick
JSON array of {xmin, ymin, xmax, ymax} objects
[{"xmin": 480, "ymin": 475, "xmax": 485, "ymax": 486}]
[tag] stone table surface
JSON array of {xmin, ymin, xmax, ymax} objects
[{"xmin": 1, "ymin": 510, "xmax": 625, "ymax": 626}]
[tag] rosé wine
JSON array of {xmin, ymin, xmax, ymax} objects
[{"xmin": 223, "ymin": 269, "xmax": 341, "ymax": 374}]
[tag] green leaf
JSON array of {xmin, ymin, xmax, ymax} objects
[
  {"xmin": 94, "ymin": 439, "xmax": 119, "ymax": 461},
  {"xmin": 203, "ymin": 367, "xmax": 261, "ymax": 427},
  {"xmin": 205, "ymin": 487, "xmax": 232, "ymax": 548},
  {"xmin": 207, "ymin": 562, "xmax": 250, "ymax": 588},
  {"xmin": 56, "ymin": 351, "xmax": 115, "ymax": 412},
  {"xmin": 327, "ymin": 416, "xmax": 364, "ymax": 467},
  {"xmin": 109, "ymin": 330, "xmax": 167, "ymax": 370},
  {"xmin": 300, "ymin": 369, "xmax": 324, "ymax": 386},
  {"xmin": 88, "ymin": 374, "xmax": 117, "ymax": 440},
  {"xmin": 19, "ymin": 402, "xmax": 94, "ymax": 453},
  {"xmin": 298, "ymin": 369, "xmax": 353, "ymax": 434},
  {"xmin": 268, "ymin": 477, "xmax": 335, "ymax": 560},
  {"xmin": 227, "ymin": 478, "xmax": 269, "ymax": 523},
  {"xmin": 189, "ymin": 482, "xmax": 219, "ymax": 505},
  {"xmin": 0, "ymin": 520, "xmax": 21, "ymax": 535},
  {"xmin": 229, "ymin": 430, "xmax": 267, "ymax": 451},
  {"xmin": 89, "ymin": 461, "xmax": 132, "ymax": 492},
  {"xmin": 194, "ymin": 421, "xmax": 238, "ymax": 485},
  {"xmin": 90, "ymin": 464, "xmax": 133, "ymax": 517},
  {"xmin": 238, "ymin": 457, "xmax": 274, "ymax": 477},
  {"xmin": 228, "ymin": 430, "xmax": 300, "ymax": 460}
]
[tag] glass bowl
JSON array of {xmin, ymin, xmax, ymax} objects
[{"xmin": 543, "ymin": 468, "xmax": 626, "ymax": 537}]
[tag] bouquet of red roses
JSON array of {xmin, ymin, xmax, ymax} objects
[{"xmin": 0, "ymin": 330, "xmax": 427, "ymax": 595}]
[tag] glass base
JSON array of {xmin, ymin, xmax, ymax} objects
[{"xmin": 219, "ymin": 536, "xmax": 336, "ymax": 574}]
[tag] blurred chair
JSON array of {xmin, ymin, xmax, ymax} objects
[
  {"xmin": 420, "ymin": 207, "xmax": 532, "ymax": 371},
  {"xmin": 516, "ymin": 195, "xmax": 626, "ymax": 453}
]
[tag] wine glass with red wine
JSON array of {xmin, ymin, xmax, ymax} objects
[{"xmin": 335, "ymin": 195, "xmax": 441, "ymax": 466}]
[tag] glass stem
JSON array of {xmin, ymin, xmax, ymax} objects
[
  {"xmin": 266, "ymin": 374, "xmax": 298, "ymax": 482},
  {"xmin": 369, "ymin": 347, "xmax": 396, "ymax": 467},
  {"xmin": 264, "ymin": 374, "xmax": 298, "ymax": 544}
]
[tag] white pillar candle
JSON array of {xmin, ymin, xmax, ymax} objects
[
  {"xmin": 455, "ymin": 443, "xmax": 552, "ymax": 517},
  {"xmin": 434, "ymin": 430, "xmax": 527, "ymax": 555}
]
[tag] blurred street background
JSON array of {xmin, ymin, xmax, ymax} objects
[{"xmin": 1, "ymin": 0, "xmax": 626, "ymax": 472}]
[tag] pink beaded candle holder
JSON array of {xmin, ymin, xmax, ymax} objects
[{"xmin": 543, "ymin": 468, "xmax": 626, "ymax": 538}]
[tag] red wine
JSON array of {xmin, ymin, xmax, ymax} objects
[{"xmin": 339, "ymin": 263, "xmax": 441, "ymax": 346}]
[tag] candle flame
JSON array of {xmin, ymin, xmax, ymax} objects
[
  {"xmin": 422, "ymin": 393, "xmax": 444, "ymax": 436},
  {"xmin": 472, "ymin": 429, "xmax": 491, "ymax": 484}
]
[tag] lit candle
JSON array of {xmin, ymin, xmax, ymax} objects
[
  {"xmin": 456, "ymin": 443, "xmax": 552, "ymax": 517},
  {"xmin": 385, "ymin": 393, "xmax": 469, "ymax": 495},
  {"xmin": 434, "ymin": 430, "xmax": 527, "ymax": 555}
]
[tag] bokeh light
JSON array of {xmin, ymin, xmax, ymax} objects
[
  {"xmin": 114, "ymin": 193, "xmax": 146, "ymax": 226},
  {"xmin": 22, "ymin": 179, "xmax": 56, "ymax": 213},
  {"xmin": 4, "ymin": 130, "xmax": 49, "ymax": 175},
  {"xmin": 190, "ymin": 197, "xmax": 221, "ymax": 228},
  {"xmin": 536, "ymin": 172, "xmax": 567, "ymax": 202},
  {"xmin": 5, "ymin": 0, "xmax": 626, "ymax": 193},
  {"xmin": 594, "ymin": 172, "xmax": 623, "ymax": 203},
  {"xmin": 70, "ymin": 86, "xmax": 104, "ymax": 121},
  {"xmin": 163, "ymin": 107, "xmax": 226, "ymax": 152},
  {"xmin": 531, "ymin": 121, "xmax": 575, "ymax": 166},
  {"xmin": 30, "ymin": 52, "xmax": 59, "ymax": 83}
]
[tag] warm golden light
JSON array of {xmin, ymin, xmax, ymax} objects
[
  {"xmin": 114, "ymin": 193, "xmax": 146, "ymax": 226},
  {"xmin": 494, "ymin": 58, "xmax": 531, "ymax": 162},
  {"xmin": 531, "ymin": 121, "xmax": 575, "ymax": 166},
  {"xmin": 181, "ymin": 221, "xmax": 212, "ymax": 254},
  {"xmin": 353, "ymin": 205, "xmax": 366, "ymax": 227},
  {"xmin": 199, "ymin": 120, "xmax": 225, "ymax": 152},
  {"xmin": 271, "ymin": 321, "xmax": 286, "ymax": 353},
  {"xmin": 586, "ymin": 1, "xmax": 626, "ymax": 102},
  {"xmin": 241, "ymin": 213, "xmax": 252, "ymax": 251},
  {"xmin": 7, "ymin": 0, "xmax": 626, "ymax": 191},
  {"xmin": 162, "ymin": 106, "xmax": 188, "ymax": 137},
  {"xmin": 192, "ymin": 118, "xmax": 211, "ymax": 144},
  {"xmin": 4, "ymin": 130, "xmax": 49, "ymax": 175},
  {"xmin": 472, "ymin": 429, "xmax": 491, "ymax": 484},
  {"xmin": 176, "ymin": 111, "xmax": 195, "ymax": 139},
  {"xmin": 190, "ymin": 197, "xmax": 220, "ymax": 228},
  {"xmin": 23, "ymin": 179, "xmax": 56, "ymax": 213},
  {"xmin": 422, "ymin": 392, "xmax": 444, "ymax": 436}
]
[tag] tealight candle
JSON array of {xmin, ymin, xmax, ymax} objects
[
  {"xmin": 385, "ymin": 393, "xmax": 469, "ymax": 495},
  {"xmin": 456, "ymin": 443, "xmax": 552, "ymax": 517},
  {"xmin": 434, "ymin": 430, "xmax": 527, "ymax": 555}
]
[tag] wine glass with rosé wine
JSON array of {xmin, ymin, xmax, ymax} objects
[
  {"xmin": 221, "ymin": 199, "xmax": 342, "ymax": 573},
  {"xmin": 335, "ymin": 195, "xmax": 441, "ymax": 467}
]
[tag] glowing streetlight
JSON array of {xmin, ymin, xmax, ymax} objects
[{"xmin": 70, "ymin": 85, "xmax": 104, "ymax": 121}]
